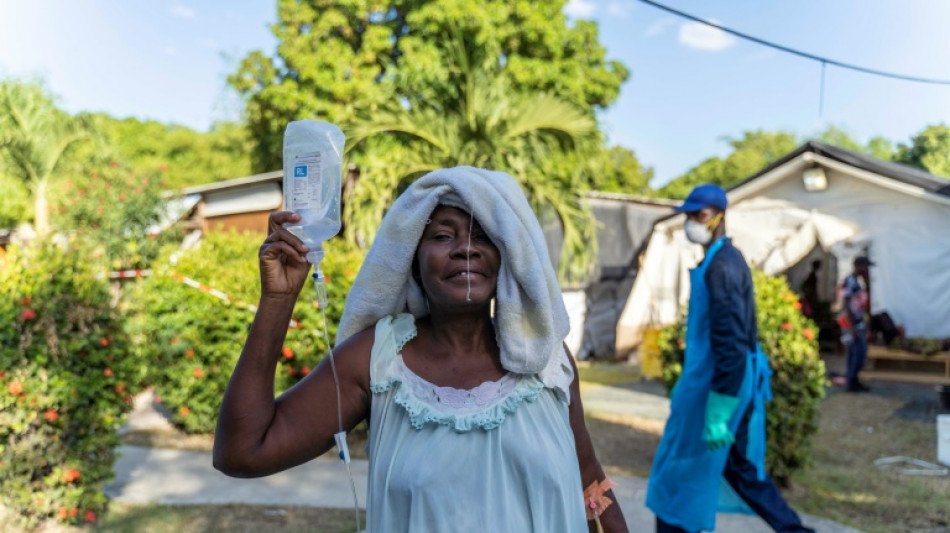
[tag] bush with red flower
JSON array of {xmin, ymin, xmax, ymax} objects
[
  {"xmin": 0, "ymin": 242, "xmax": 145, "ymax": 528},
  {"xmin": 56, "ymin": 159, "xmax": 181, "ymax": 272},
  {"xmin": 124, "ymin": 230, "xmax": 363, "ymax": 434},
  {"xmin": 657, "ymin": 268, "xmax": 826, "ymax": 485}
]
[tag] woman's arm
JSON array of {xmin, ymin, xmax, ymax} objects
[
  {"xmin": 566, "ymin": 349, "xmax": 629, "ymax": 533},
  {"xmin": 213, "ymin": 211, "xmax": 372, "ymax": 478}
]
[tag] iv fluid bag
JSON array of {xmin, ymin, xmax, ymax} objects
[{"xmin": 282, "ymin": 120, "xmax": 344, "ymax": 264}]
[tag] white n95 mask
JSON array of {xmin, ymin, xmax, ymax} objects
[
  {"xmin": 684, "ymin": 213, "xmax": 723, "ymax": 245},
  {"xmin": 684, "ymin": 220, "xmax": 712, "ymax": 245}
]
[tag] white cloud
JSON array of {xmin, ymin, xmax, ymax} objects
[
  {"xmin": 678, "ymin": 20, "xmax": 734, "ymax": 51},
  {"xmin": 607, "ymin": 1, "xmax": 632, "ymax": 18},
  {"xmin": 564, "ymin": 0, "xmax": 596, "ymax": 18},
  {"xmin": 170, "ymin": 4, "xmax": 195, "ymax": 19},
  {"xmin": 644, "ymin": 17, "xmax": 677, "ymax": 38}
]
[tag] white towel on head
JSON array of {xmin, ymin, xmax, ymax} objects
[{"xmin": 337, "ymin": 166, "xmax": 574, "ymax": 401}]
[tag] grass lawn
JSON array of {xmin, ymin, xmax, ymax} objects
[
  {"xmin": 784, "ymin": 390, "xmax": 950, "ymax": 533},
  {"xmin": 91, "ymin": 504, "xmax": 365, "ymax": 533}
]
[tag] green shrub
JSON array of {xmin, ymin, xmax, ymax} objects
[
  {"xmin": 124, "ymin": 231, "xmax": 363, "ymax": 434},
  {"xmin": 0, "ymin": 242, "xmax": 145, "ymax": 528},
  {"xmin": 57, "ymin": 160, "xmax": 181, "ymax": 271},
  {"xmin": 658, "ymin": 269, "xmax": 826, "ymax": 485}
]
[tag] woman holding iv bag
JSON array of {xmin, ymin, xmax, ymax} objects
[{"xmin": 214, "ymin": 122, "xmax": 626, "ymax": 532}]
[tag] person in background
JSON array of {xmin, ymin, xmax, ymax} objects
[
  {"xmin": 646, "ymin": 184, "xmax": 814, "ymax": 533},
  {"xmin": 838, "ymin": 256, "xmax": 873, "ymax": 393},
  {"xmin": 800, "ymin": 259, "xmax": 821, "ymax": 320}
]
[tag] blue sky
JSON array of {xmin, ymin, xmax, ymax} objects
[{"xmin": 2, "ymin": 1, "xmax": 950, "ymax": 186}]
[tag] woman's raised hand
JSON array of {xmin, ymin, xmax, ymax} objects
[{"xmin": 259, "ymin": 211, "xmax": 312, "ymax": 299}]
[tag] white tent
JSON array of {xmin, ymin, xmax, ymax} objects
[{"xmin": 616, "ymin": 142, "xmax": 950, "ymax": 355}]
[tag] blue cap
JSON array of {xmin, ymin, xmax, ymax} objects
[{"xmin": 673, "ymin": 184, "xmax": 728, "ymax": 213}]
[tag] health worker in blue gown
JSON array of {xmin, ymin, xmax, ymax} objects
[{"xmin": 645, "ymin": 184, "xmax": 815, "ymax": 533}]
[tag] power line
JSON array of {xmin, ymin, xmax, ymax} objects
[{"xmin": 636, "ymin": 0, "xmax": 950, "ymax": 86}]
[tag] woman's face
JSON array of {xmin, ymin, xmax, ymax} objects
[{"xmin": 415, "ymin": 205, "xmax": 501, "ymax": 308}]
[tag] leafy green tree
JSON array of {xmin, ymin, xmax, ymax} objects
[
  {"xmin": 347, "ymin": 32, "xmax": 599, "ymax": 277},
  {"xmin": 0, "ymin": 80, "xmax": 90, "ymax": 235},
  {"xmin": 660, "ymin": 130, "xmax": 798, "ymax": 198},
  {"xmin": 0, "ymin": 172, "xmax": 30, "ymax": 228},
  {"xmin": 230, "ymin": 0, "xmax": 629, "ymax": 172},
  {"xmin": 585, "ymin": 145, "xmax": 655, "ymax": 195},
  {"xmin": 866, "ymin": 136, "xmax": 894, "ymax": 161},
  {"xmin": 78, "ymin": 115, "xmax": 253, "ymax": 190},
  {"xmin": 812, "ymin": 125, "xmax": 895, "ymax": 161},
  {"xmin": 814, "ymin": 125, "xmax": 864, "ymax": 153},
  {"xmin": 896, "ymin": 124, "xmax": 950, "ymax": 178}
]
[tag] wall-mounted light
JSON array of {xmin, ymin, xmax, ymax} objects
[{"xmin": 803, "ymin": 166, "xmax": 828, "ymax": 192}]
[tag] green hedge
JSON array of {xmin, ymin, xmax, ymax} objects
[
  {"xmin": 0, "ymin": 243, "xmax": 145, "ymax": 528},
  {"xmin": 58, "ymin": 161, "xmax": 181, "ymax": 272},
  {"xmin": 658, "ymin": 269, "xmax": 826, "ymax": 485},
  {"xmin": 124, "ymin": 231, "xmax": 363, "ymax": 434}
]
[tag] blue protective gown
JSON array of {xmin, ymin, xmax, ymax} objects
[{"xmin": 646, "ymin": 237, "xmax": 771, "ymax": 532}]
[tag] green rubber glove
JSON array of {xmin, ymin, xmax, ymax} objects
[{"xmin": 703, "ymin": 392, "xmax": 741, "ymax": 450}]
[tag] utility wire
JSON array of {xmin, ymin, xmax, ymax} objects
[{"xmin": 636, "ymin": 0, "xmax": 950, "ymax": 86}]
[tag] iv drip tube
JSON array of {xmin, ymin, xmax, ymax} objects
[{"xmin": 314, "ymin": 272, "xmax": 362, "ymax": 532}]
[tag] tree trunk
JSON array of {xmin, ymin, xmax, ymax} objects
[{"xmin": 33, "ymin": 182, "xmax": 49, "ymax": 236}]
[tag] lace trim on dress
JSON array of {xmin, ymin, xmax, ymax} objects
[
  {"xmin": 370, "ymin": 368, "xmax": 543, "ymax": 432},
  {"xmin": 369, "ymin": 313, "xmax": 545, "ymax": 432}
]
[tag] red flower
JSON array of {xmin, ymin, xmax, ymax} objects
[
  {"xmin": 103, "ymin": 368, "xmax": 113, "ymax": 377},
  {"xmin": 99, "ymin": 338, "xmax": 109, "ymax": 347},
  {"xmin": 193, "ymin": 368, "xmax": 204, "ymax": 379},
  {"xmin": 8, "ymin": 380, "xmax": 23, "ymax": 396},
  {"xmin": 803, "ymin": 328, "xmax": 815, "ymax": 341},
  {"xmin": 288, "ymin": 367, "xmax": 298, "ymax": 376},
  {"xmin": 793, "ymin": 301, "xmax": 802, "ymax": 310},
  {"xmin": 115, "ymin": 383, "xmax": 126, "ymax": 393},
  {"xmin": 58, "ymin": 507, "xmax": 68, "ymax": 520},
  {"xmin": 63, "ymin": 469, "xmax": 81, "ymax": 483},
  {"xmin": 301, "ymin": 366, "xmax": 311, "ymax": 375},
  {"xmin": 184, "ymin": 348, "xmax": 195, "ymax": 358},
  {"xmin": 172, "ymin": 336, "xmax": 181, "ymax": 344},
  {"xmin": 179, "ymin": 406, "xmax": 190, "ymax": 416},
  {"xmin": 0, "ymin": 371, "xmax": 5, "ymax": 379},
  {"xmin": 19, "ymin": 296, "xmax": 31, "ymax": 306},
  {"xmin": 781, "ymin": 322, "xmax": 793, "ymax": 331},
  {"xmin": 68, "ymin": 507, "xmax": 78, "ymax": 518},
  {"xmin": 20, "ymin": 309, "xmax": 36, "ymax": 321},
  {"xmin": 85, "ymin": 511, "xmax": 96, "ymax": 523},
  {"xmin": 44, "ymin": 409, "xmax": 59, "ymax": 422},
  {"xmin": 282, "ymin": 347, "xmax": 294, "ymax": 359}
]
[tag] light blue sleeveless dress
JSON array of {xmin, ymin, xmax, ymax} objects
[{"xmin": 365, "ymin": 313, "xmax": 588, "ymax": 532}]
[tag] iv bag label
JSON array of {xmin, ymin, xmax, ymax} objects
[{"xmin": 291, "ymin": 151, "xmax": 322, "ymax": 209}]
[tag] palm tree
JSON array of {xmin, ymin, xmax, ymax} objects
[
  {"xmin": 345, "ymin": 33, "xmax": 599, "ymax": 279},
  {"xmin": 0, "ymin": 80, "xmax": 89, "ymax": 236}
]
